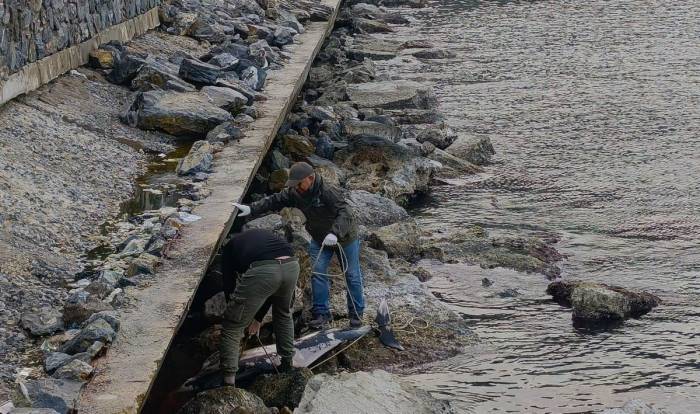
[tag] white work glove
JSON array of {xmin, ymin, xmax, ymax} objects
[
  {"xmin": 322, "ymin": 233, "xmax": 338, "ymax": 246},
  {"xmin": 232, "ymin": 203, "xmax": 251, "ymax": 217}
]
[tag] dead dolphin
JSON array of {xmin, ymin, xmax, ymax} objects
[
  {"xmin": 178, "ymin": 325, "xmax": 372, "ymax": 392},
  {"xmin": 375, "ymin": 298, "xmax": 404, "ymax": 351}
]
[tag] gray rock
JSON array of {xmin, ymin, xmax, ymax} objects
[
  {"xmin": 127, "ymin": 91, "xmax": 233, "ymax": 137},
  {"xmin": 411, "ymin": 48, "xmax": 456, "ymax": 59},
  {"xmin": 206, "ymin": 122, "xmax": 244, "ymax": 143},
  {"xmin": 82, "ymin": 311, "xmax": 120, "ymax": 332},
  {"xmin": 62, "ymin": 295, "xmax": 112, "ymax": 327},
  {"xmin": 200, "ymin": 86, "xmax": 248, "ymax": 113},
  {"xmin": 547, "ymin": 281, "xmax": 661, "ymax": 324},
  {"xmin": 179, "ymin": 58, "xmax": 222, "ymax": 86},
  {"xmin": 385, "ymin": 108, "xmax": 444, "ymax": 125},
  {"xmin": 108, "ymin": 53, "xmax": 146, "ymax": 85},
  {"xmin": 240, "ymin": 66, "xmax": 264, "ymax": 91},
  {"xmin": 352, "ymin": 17, "xmax": 393, "ymax": 33},
  {"xmin": 177, "ymin": 141, "xmax": 214, "ymax": 176},
  {"xmin": 416, "ymin": 128, "xmax": 456, "ymax": 149},
  {"xmin": 209, "ymin": 53, "xmax": 240, "ymax": 71},
  {"xmin": 346, "ymin": 190, "xmax": 409, "ymax": 228},
  {"xmin": 427, "ymin": 148, "xmax": 482, "ymax": 177},
  {"xmin": 52, "ymin": 359, "xmax": 93, "ymax": 381},
  {"xmin": 204, "ymin": 292, "xmax": 227, "ymax": 322},
  {"xmin": 177, "ymin": 386, "xmax": 269, "ymax": 414},
  {"xmin": 272, "ymin": 26, "xmax": 296, "ymax": 47},
  {"xmin": 268, "ymin": 150, "xmax": 290, "ymax": 171},
  {"xmin": 10, "ymin": 408, "xmax": 61, "ymax": 414},
  {"xmin": 21, "ymin": 307, "xmax": 64, "ymax": 336},
  {"xmin": 127, "ymin": 253, "xmax": 160, "ymax": 276},
  {"xmin": 59, "ymin": 318, "xmax": 116, "ymax": 355},
  {"xmin": 131, "ymin": 62, "xmax": 196, "ymax": 92},
  {"xmin": 249, "ymin": 368, "xmax": 313, "ymax": 409},
  {"xmin": 343, "ymin": 119, "xmax": 402, "ymax": 141},
  {"xmin": 367, "ymin": 221, "xmax": 421, "ymax": 259},
  {"xmin": 347, "ymin": 81, "xmax": 437, "ymax": 110},
  {"xmin": 44, "ymin": 352, "xmax": 73, "ymax": 374},
  {"xmin": 24, "ymin": 378, "xmax": 83, "ymax": 414},
  {"xmin": 445, "ymin": 135, "xmax": 495, "ymax": 165},
  {"xmin": 305, "ymin": 154, "xmax": 344, "ymax": 186},
  {"xmin": 335, "ymin": 135, "xmax": 440, "ymax": 204},
  {"xmin": 295, "ymin": 370, "xmax": 453, "ymax": 414}
]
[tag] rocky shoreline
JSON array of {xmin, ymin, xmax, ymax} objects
[{"xmin": 1, "ymin": 0, "xmax": 666, "ymax": 413}]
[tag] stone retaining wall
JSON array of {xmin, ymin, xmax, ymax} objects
[{"xmin": 0, "ymin": 0, "xmax": 160, "ymax": 104}]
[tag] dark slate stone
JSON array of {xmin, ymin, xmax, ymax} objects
[{"xmin": 178, "ymin": 58, "xmax": 221, "ymax": 86}]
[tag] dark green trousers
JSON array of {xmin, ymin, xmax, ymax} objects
[{"xmin": 220, "ymin": 259, "xmax": 299, "ymax": 375}]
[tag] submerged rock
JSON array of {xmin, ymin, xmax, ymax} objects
[
  {"xmin": 295, "ymin": 370, "xmax": 453, "ymax": 414},
  {"xmin": 411, "ymin": 48, "xmax": 456, "ymax": 59},
  {"xmin": 177, "ymin": 386, "xmax": 269, "ymax": 414},
  {"xmin": 600, "ymin": 399, "xmax": 669, "ymax": 414},
  {"xmin": 249, "ymin": 368, "xmax": 313, "ymax": 408},
  {"xmin": 547, "ymin": 281, "xmax": 661, "ymax": 324}
]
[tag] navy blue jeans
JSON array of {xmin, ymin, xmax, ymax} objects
[{"xmin": 308, "ymin": 239, "xmax": 365, "ymax": 319}]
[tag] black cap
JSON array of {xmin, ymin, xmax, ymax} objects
[{"xmin": 285, "ymin": 162, "xmax": 314, "ymax": 187}]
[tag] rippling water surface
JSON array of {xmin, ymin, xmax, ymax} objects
[{"xmin": 372, "ymin": 1, "xmax": 700, "ymax": 412}]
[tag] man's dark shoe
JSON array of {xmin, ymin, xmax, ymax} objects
[
  {"xmin": 349, "ymin": 315, "xmax": 363, "ymax": 328},
  {"xmin": 308, "ymin": 313, "xmax": 332, "ymax": 329},
  {"xmin": 279, "ymin": 357, "xmax": 293, "ymax": 373}
]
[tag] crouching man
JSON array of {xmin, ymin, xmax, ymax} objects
[
  {"xmin": 219, "ymin": 228, "xmax": 299, "ymax": 387},
  {"xmin": 233, "ymin": 161, "xmax": 365, "ymax": 329}
]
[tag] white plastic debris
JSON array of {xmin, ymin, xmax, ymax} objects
[{"xmin": 178, "ymin": 212, "xmax": 201, "ymax": 223}]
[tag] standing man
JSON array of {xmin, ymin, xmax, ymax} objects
[
  {"xmin": 219, "ymin": 228, "xmax": 299, "ymax": 387},
  {"xmin": 233, "ymin": 161, "xmax": 365, "ymax": 329}
]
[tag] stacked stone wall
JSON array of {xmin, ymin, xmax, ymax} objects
[{"xmin": 0, "ymin": 0, "xmax": 160, "ymax": 80}]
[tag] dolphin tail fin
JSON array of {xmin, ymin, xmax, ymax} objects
[{"xmin": 375, "ymin": 298, "xmax": 405, "ymax": 351}]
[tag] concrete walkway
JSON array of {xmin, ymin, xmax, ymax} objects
[{"xmin": 77, "ymin": 1, "xmax": 342, "ymax": 411}]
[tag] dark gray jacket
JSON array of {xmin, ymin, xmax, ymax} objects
[{"xmin": 250, "ymin": 174, "xmax": 358, "ymax": 245}]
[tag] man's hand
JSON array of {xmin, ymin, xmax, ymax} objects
[
  {"xmin": 232, "ymin": 203, "xmax": 251, "ymax": 217},
  {"xmin": 322, "ymin": 233, "xmax": 338, "ymax": 246},
  {"xmin": 247, "ymin": 320, "xmax": 261, "ymax": 336}
]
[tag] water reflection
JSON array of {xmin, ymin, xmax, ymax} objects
[{"xmin": 374, "ymin": 0, "xmax": 700, "ymax": 411}]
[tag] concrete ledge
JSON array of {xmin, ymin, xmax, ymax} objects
[
  {"xmin": 0, "ymin": 8, "xmax": 160, "ymax": 106},
  {"xmin": 77, "ymin": 1, "xmax": 341, "ymax": 412}
]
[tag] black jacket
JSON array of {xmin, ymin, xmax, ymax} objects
[{"xmin": 250, "ymin": 174, "xmax": 358, "ymax": 245}]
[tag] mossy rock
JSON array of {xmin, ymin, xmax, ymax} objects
[
  {"xmin": 249, "ymin": 368, "xmax": 313, "ymax": 409},
  {"xmin": 178, "ymin": 386, "xmax": 269, "ymax": 414}
]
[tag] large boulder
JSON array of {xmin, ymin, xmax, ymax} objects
[
  {"xmin": 335, "ymin": 135, "xmax": 439, "ymax": 204},
  {"xmin": 177, "ymin": 141, "xmax": 214, "ymax": 175},
  {"xmin": 547, "ymin": 281, "xmax": 661, "ymax": 324},
  {"xmin": 445, "ymin": 135, "xmax": 495, "ymax": 165},
  {"xmin": 367, "ymin": 221, "xmax": 421, "ymax": 259},
  {"xmin": 201, "ymin": 86, "xmax": 248, "ymax": 113},
  {"xmin": 131, "ymin": 62, "xmax": 196, "ymax": 92},
  {"xmin": 342, "ymin": 119, "xmax": 401, "ymax": 141},
  {"xmin": 21, "ymin": 307, "xmax": 64, "ymax": 336},
  {"xmin": 177, "ymin": 386, "xmax": 269, "ymax": 414},
  {"xmin": 24, "ymin": 378, "xmax": 83, "ymax": 414},
  {"xmin": 346, "ymin": 190, "xmax": 409, "ymax": 228},
  {"xmin": 346, "ymin": 81, "xmax": 437, "ymax": 110},
  {"xmin": 249, "ymin": 368, "xmax": 313, "ymax": 408},
  {"xmin": 126, "ymin": 91, "xmax": 232, "ymax": 137},
  {"xmin": 427, "ymin": 148, "xmax": 482, "ymax": 177},
  {"xmin": 179, "ymin": 58, "xmax": 222, "ymax": 86},
  {"xmin": 295, "ymin": 370, "xmax": 453, "ymax": 414}
]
